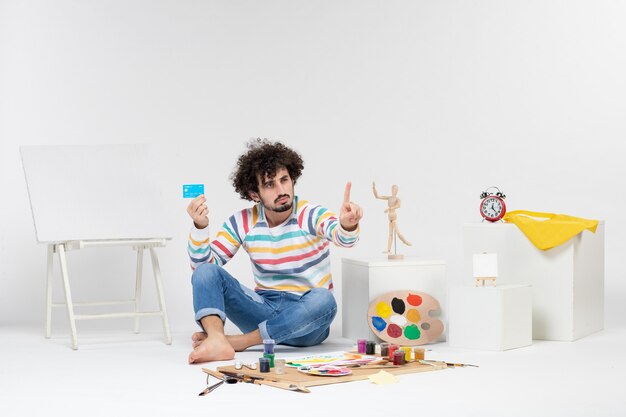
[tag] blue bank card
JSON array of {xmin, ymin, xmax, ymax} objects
[{"xmin": 183, "ymin": 184, "xmax": 204, "ymax": 198}]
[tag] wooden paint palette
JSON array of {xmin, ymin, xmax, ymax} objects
[{"xmin": 367, "ymin": 290, "xmax": 444, "ymax": 345}]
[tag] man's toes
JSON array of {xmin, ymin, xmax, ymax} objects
[
  {"xmin": 191, "ymin": 332, "xmax": 207, "ymax": 342},
  {"xmin": 188, "ymin": 347, "xmax": 203, "ymax": 364}
]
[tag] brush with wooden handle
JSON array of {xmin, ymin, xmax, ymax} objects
[
  {"xmin": 252, "ymin": 379, "xmax": 311, "ymax": 393},
  {"xmin": 217, "ymin": 369, "xmax": 311, "ymax": 393}
]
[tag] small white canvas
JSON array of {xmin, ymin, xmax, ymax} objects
[{"xmin": 473, "ymin": 253, "xmax": 498, "ymax": 278}]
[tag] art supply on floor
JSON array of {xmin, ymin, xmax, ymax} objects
[
  {"xmin": 443, "ymin": 362, "xmax": 479, "ymax": 368},
  {"xmin": 298, "ymin": 365, "xmax": 352, "ymax": 377},
  {"xmin": 413, "ymin": 347, "xmax": 425, "ymax": 360},
  {"xmin": 344, "ymin": 362, "xmax": 400, "ymax": 370},
  {"xmin": 393, "ymin": 350, "xmax": 406, "ymax": 365},
  {"xmin": 259, "ymin": 357, "xmax": 271, "ymax": 373},
  {"xmin": 368, "ymin": 370, "xmax": 399, "ymax": 385},
  {"xmin": 357, "ymin": 338, "xmax": 367, "ymax": 353},
  {"xmin": 379, "ymin": 342, "xmax": 390, "ymax": 357},
  {"xmin": 233, "ymin": 361, "xmax": 258, "ymax": 370},
  {"xmin": 401, "ymin": 346, "xmax": 412, "ymax": 362},
  {"xmin": 263, "ymin": 353, "xmax": 275, "ymax": 368},
  {"xmin": 285, "ymin": 352, "xmax": 378, "ymax": 368},
  {"xmin": 388, "ymin": 344, "xmax": 399, "ymax": 360},
  {"xmin": 205, "ymin": 368, "xmax": 311, "ymax": 393},
  {"xmin": 421, "ymin": 360, "xmax": 479, "ymax": 368},
  {"xmin": 263, "ymin": 339, "xmax": 275, "ymax": 354},
  {"xmin": 275, "ymin": 359, "xmax": 286, "ymax": 375},
  {"xmin": 366, "ymin": 340, "xmax": 376, "ymax": 355},
  {"xmin": 199, "ymin": 371, "xmax": 239, "ymax": 396},
  {"xmin": 204, "ymin": 354, "xmax": 448, "ymax": 393}
]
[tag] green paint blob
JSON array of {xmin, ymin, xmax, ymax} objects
[{"xmin": 404, "ymin": 324, "xmax": 421, "ymax": 340}]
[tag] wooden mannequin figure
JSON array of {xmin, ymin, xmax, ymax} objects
[{"xmin": 372, "ymin": 182, "xmax": 412, "ymax": 260}]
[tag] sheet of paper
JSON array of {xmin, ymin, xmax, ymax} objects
[
  {"xmin": 285, "ymin": 351, "xmax": 378, "ymax": 367},
  {"xmin": 368, "ymin": 370, "xmax": 399, "ymax": 385}
]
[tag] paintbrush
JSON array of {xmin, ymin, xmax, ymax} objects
[
  {"xmin": 219, "ymin": 370, "xmax": 311, "ymax": 393},
  {"xmin": 420, "ymin": 360, "xmax": 479, "ymax": 368},
  {"xmin": 444, "ymin": 362, "xmax": 479, "ymax": 368},
  {"xmin": 344, "ymin": 363, "xmax": 400, "ymax": 369},
  {"xmin": 199, "ymin": 369, "xmax": 240, "ymax": 395}
]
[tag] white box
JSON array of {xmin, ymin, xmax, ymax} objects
[
  {"xmin": 464, "ymin": 222, "xmax": 604, "ymax": 341},
  {"xmin": 341, "ymin": 257, "xmax": 446, "ymax": 342},
  {"xmin": 449, "ymin": 285, "xmax": 532, "ymax": 351}
]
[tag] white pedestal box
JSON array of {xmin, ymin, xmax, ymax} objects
[
  {"xmin": 463, "ymin": 222, "xmax": 604, "ymax": 341},
  {"xmin": 449, "ymin": 285, "xmax": 532, "ymax": 351},
  {"xmin": 341, "ymin": 258, "xmax": 446, "ymax": 342}
]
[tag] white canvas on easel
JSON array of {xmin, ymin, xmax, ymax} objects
[
  {"xmin": 22, "ymin": 144, "xmax": 172, "ymax": 242},
  {"xmin": 473, "ymin": 253, "xmax": 498, "ymax": 287},
  {"xmin": 21, "ymin": 144, "xmax": 173, "ymax": 349}
]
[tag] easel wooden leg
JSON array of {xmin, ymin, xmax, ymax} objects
[
  {"xmin": 45, "ymin": 244, "xmax": 54, "ymax": 339},
  {"xmin": 58, "ymin": 244, "xmax": 79, "ymax": 350},
  {"xmin": 134, "ymin": 247, "xmax": 144, "ymax": 334},
  {"xmin": 149, "ymin": 247, "xmax": 172, "ymax": 345},
  {"xmin": 475, "ymin": 277, "xmax": 496, "ymax": 287}
]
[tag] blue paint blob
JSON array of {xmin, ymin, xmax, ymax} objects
[{"xmin": 371, "ymin": 316, "xmax": 387, "ymax": 332}]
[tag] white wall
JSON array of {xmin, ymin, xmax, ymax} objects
[{"xmin": 2, "ymin": 0, "xmax": 625, "ymax": 337}]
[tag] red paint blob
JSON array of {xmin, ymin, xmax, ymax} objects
[
  {"xmin": 407, "ymin": 293, "xmax": 422, "ymax": 306},
  {"xmin": 387, "ymin": 323, "xmax": 402, "ymax": 338}
]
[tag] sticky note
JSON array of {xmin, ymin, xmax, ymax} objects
[{"xmin": 183, "ymin": 184, "xmax": 204, "ymax": 198}]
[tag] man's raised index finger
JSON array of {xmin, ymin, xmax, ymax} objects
[{"xmin": 343, "ymin": 182, "xmax": 352, "ymax": 204}]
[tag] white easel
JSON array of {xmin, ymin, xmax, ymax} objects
[
  {"xmin": 21, "ymin": 145, "xmax": 173, "ymax": 349},
  {"xmin": 45, "ymin": 239, "xmax": 171, "ymax": 349}
]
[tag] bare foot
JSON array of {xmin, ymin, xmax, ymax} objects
[
  {"xmin": 191, "ymin": 332, "xmax": 207, "ymax": 348},
  {"xmin": 188, "ymin": 334, "xmax": 235, "ymax": 364},
  {"xmin": 193, "ymin": 333, "xmax": 249, "ymax": 350},
  {"xmin": 226, "ymin": 334, "xmax": 258, "ymax": 352}
]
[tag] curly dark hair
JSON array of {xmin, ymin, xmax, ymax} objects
[{"xmin": 230, "ymin": 138, "xmax": 304, "ymax": 201}]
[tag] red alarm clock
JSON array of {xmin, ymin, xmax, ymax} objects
[{"xmin": 479, "ymin": 186, "xmax": 506, "ymax": 222}]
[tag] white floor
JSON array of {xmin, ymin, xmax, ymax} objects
[{"xmin": 1, "ymin": 324, "xmax": 625, "ymax": 417}]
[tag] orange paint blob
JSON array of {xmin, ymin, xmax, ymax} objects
[{"xmin": 407, "ymin": 309, "xmax": 421, "ymax": 323}]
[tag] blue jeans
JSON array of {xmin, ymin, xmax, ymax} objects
[{"xmin": 191, "ymin": 263, "xmax": 337, "ymax": 347}]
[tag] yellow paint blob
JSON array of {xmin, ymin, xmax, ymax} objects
[
  {"xmin": 376, "ymin": 302, "xmax": 392, "ymax": 318},
  {"xmin": 407, "ymin": 309, "xmax": 421, "ymax": 323}
]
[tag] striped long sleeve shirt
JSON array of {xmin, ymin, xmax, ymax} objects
[{"xmin": 188, "ymin": 196, "xmax": 359, "ymax": 293}]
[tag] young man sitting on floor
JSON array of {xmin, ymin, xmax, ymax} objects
[{"xmin": 186, "ymin": 138, "xmax": 363, "ymax": 363}]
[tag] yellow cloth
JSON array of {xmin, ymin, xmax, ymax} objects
[{"xmin": 503, "ymin": 210, "xmax": 599, "ymax": 251}]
